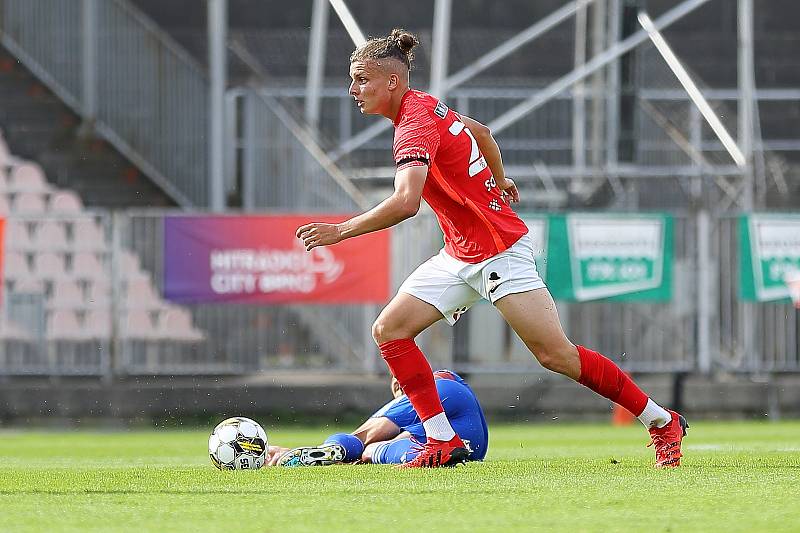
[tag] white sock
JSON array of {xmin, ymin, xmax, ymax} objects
[
  {"xmin": 422, "ymin": 412, "xmax": 456, "ymax": 441},
  {"xmin": 637, "ymin": 398, "xmax": 672, "ymax": 429}
]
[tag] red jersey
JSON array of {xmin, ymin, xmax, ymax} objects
[{"xmin": 393, "ymin": 89, "xmax": 528, "ymax": 263}]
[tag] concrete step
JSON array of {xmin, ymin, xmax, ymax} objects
[{"xmin": 0, "ymin": 43, "xmax": 175, "ymax": 209}]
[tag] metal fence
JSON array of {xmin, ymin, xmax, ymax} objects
[
  {"xmin": 228, "ymin": 89, "xmax": 364, "ymax": 212},
  {"xmin": 2, "ymin": 209, "xmax": 799, "ymax": 377},
  {"xmin": 0, "ymin": 0, "xmax": 209, "ymax": 207}
]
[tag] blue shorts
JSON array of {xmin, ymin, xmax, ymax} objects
[{"xmin": 370, "ymin": 377, "xmax": 488, "ymax": 464}]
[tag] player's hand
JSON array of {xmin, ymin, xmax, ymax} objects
[
  {"xmin": 296, "ymin": 222, "xmax": 343, "ymax": 251},
  {"xmin": 499, "ymin": 177, "xmax": 520, "ymax": 204},
  {"xmin": 266, "ymin": 445, "xmax": 291, "ymax": 466}
]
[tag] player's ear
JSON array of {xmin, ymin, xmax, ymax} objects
[{"xmin": 387, "ymin": 73, "xmax": 399, "ymax": 91}]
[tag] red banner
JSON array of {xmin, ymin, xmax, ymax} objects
[{"xmin": 164, "ymin": 215, "xmax": 391, "ymax": 304}]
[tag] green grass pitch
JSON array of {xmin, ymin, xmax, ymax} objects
[{"xmin": 1, "ymin": 421, "xmax": 799, "ymax": 532}]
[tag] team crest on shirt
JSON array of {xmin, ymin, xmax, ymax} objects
[{"xmin": 434, "ymin": 101, "xmax": 449, "ymax": 119}]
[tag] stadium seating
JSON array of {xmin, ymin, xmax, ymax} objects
[
  {"xmin": 71, "ymin": 218, "xmax": 107, "ymax": 251},
  {"xmin": 48, "ymin": 190, "xmax": 83, "ymax": 213},
  {"xmin": 72, "ymin": 252, "xmax": 109, "ymax": 284},
  {"xmin": 158, "ymin": 307, "xmax": 205, "ymax": 342},
  {"xmin": 8, "ymin": 163, "xmax": 50, "ymax": 193},
  {"xmin": 0, "ymin": 129, "xmax": 206, "ymax": 374},
  {"xmin": 4, "ymin": 252, "xmax": 33, "ymax": 282},
  {"xmin": 13, "ymin": 192, "xmax": 46, "ymax": 214}
]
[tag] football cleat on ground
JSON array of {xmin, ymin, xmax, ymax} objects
[
  {"xmin": 397, "ymin": 435, "xmax": 470, "ymax": 469},
  {"xmin": 647, "ymin": 410, "xmax": 689, "ymax": 468},
  {"xmin": 277, "ymin": 443, "xmax": 346, "ymax": 467}
]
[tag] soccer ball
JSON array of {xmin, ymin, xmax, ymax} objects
[{"xmin": 208, "ymin": 416, "xmax": 268, "ymax": 471}]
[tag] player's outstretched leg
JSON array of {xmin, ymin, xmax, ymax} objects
[
  {"xmin": 373, "ymin": 294, "xmax": 468, "ymax": 468},
  {"xmin": 277, "ymin": 443, "xmax": 346, "ymax": 467},
  {"xmin": 277, "ymin": 433, "xmax": 366, "ymax": 467},
  {"xmin": 579, "ymin": 344, "xmax": 689, "ymax": 467},
  {"xmin": 495, "ymin": 288, "xmax": 688, "ymax": 467},
  {"xmin": 380, "ymin": 338, "xmax": 468, "ymax": 468},
  {"xmin": 648, "ymin": 410, "xmax": 689, "ymax": 467}
]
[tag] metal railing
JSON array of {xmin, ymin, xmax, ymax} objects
[
  {"xmin": 2, "ymin": 209, "xmax": 799, "ymax": 377},
  {"xmin": 229, "ymin": 88, "xmax": 365, "ymax": 212},
  {"xmin": 261, "ymin": 84, "xmax": 799, "ymax": 182}
]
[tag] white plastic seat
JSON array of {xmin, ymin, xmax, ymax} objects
[
  {"xmin": 4, "ymin": 252, "xmax": 32, "ymax": 281},
  {"xmin": 12, "ymin": 192, "xmax": 46, "ymax": 214},
  {"xmin": 8, "ymin": 163, "xmax": 50, "ymax": 193},
  {"xmin": 6, "ymin": 220, "xmax": 33, "ymax": 251},
  {"xmin": 49, "ymin": 190, "xmax": 83, "ymax": 213},
  {"xmin": 83, "ymin": 309, "xmax": 111, "ymax": 339},
  {"xmin": 124, "ymin": 277, "xmax": 161, "ymax": 309},
  {"xmin": 86, "ymin": 280, "xmax": 111, "ymax": 306},
  {"xmin": 123, "ymin": 310, "xmax": 159, "ymax": 339},
  {"xmin": 158, "ymin": 307, "xmax": 204, "ymax": 341},
  {"xmin": 49, "ymin": 279, "xmax": 84, "ymax": 308},
  {"xmin": 11, "ymin": 278, "xmax": 44, "ymax": 294},
  {"xmin": 33, "ymin": 252, "xmax": 68, "ymax": 280},
  {"xmin": 120, "ymin": 251, "xmax": 149, "ymax": 281},
  {"xmin": 72, "ymin": 252, "xmax": 109, "ymax": 282},
  {"xmin": 33, "ymin": 220, "xmax": 68, "ymax": 250},
  {"xmin": 46, "ymin": 309, "xmax": 87, "ymax": 340},
  {"xmin": 71, "ymin": 218, "xmax": 107, "ymax": 251}
]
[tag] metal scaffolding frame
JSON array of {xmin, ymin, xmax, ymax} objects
[{"xmin": 288, "ymin": 0, "xmax": 767, "ymax": 214}]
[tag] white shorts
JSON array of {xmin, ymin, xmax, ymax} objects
[{"xmin": 399, "ymin": 234, "xmax": 546, "ymax": 325}]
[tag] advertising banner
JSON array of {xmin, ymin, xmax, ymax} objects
[
  {"xmin": 547, "ymin": 213, "xmax": 673, "ymax": 302},
  {"xmin": 163, "ymin": 215, "xmax": 390, "ymax": 304},
  {"xmin": 739, "ymin": 214, "xmax": 800, "ymax": 303}
]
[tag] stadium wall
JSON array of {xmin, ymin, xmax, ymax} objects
[{"xmin": 1, "ymin": 374, "xmax": 798, "ymax": 424}]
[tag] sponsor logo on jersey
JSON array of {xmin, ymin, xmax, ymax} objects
[{"xmin": 434, "ymin": 101, "xmax": 449, "ymax": 119}]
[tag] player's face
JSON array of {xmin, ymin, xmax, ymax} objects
[{"xmin": 348, "ymin": 60, "xmax": 392, "ymax": 116}]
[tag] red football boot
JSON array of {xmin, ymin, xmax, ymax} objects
[
  {"xmin": 397, "ymin": 435, "xmax": 470, "ymax": 468},
  {"xmin": 647, "ymin": 410, "xmax": 689, "ymax": 467}
]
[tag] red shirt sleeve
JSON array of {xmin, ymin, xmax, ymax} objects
[{"xmin": 393, "ymin": 113, "xmax": 441, "ymax": 171}]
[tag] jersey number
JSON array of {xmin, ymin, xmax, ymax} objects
[{"xmin": 448, "ymin": 120, "xmax": 487, "ymax": 177}]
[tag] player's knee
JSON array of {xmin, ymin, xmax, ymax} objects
[
  {"xmin": 371, "ymin": 317, "xmax": 403, "ymax": 345},
  {"xmin": 535, "ymin": 344, "xmax": 578, "ymax": 375}
]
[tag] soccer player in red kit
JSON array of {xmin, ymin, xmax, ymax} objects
[{"xmin": 297, "ymin": 29, "xmax": 688, "ymax": 468}]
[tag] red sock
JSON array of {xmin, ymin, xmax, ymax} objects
[
  {"xmin": 379, "ymin": 339, "xmax": 444, "ymax": 421},
  {"xmin": 577, "ymin": 345, "xmax": 648, "ymax": 416}
]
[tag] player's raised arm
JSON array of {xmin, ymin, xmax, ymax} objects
[
  {"xmin": 296, "ymin": 164, "xmax": 427, "ymax": 251},
  {"xmin": 461, "ymin": 115, "xmax": 519, "ymax": 203}
]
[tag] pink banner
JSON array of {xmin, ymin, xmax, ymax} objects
[{"xmin": 164, "ymin": 215, "xmax": 390, "ymax": 304}]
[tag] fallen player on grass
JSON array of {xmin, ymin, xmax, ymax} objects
[{"xmin": 268, "ymin": 370, "xmax": 488, "ymax": 466}]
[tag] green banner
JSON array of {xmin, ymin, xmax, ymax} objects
[
  {"xmin": 547, "ymin": 213, "xmax": 673, "ymax": 302},
  {"xmin": 739, "ymin": 214, "xmax": 800, "ymax": 302}
]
